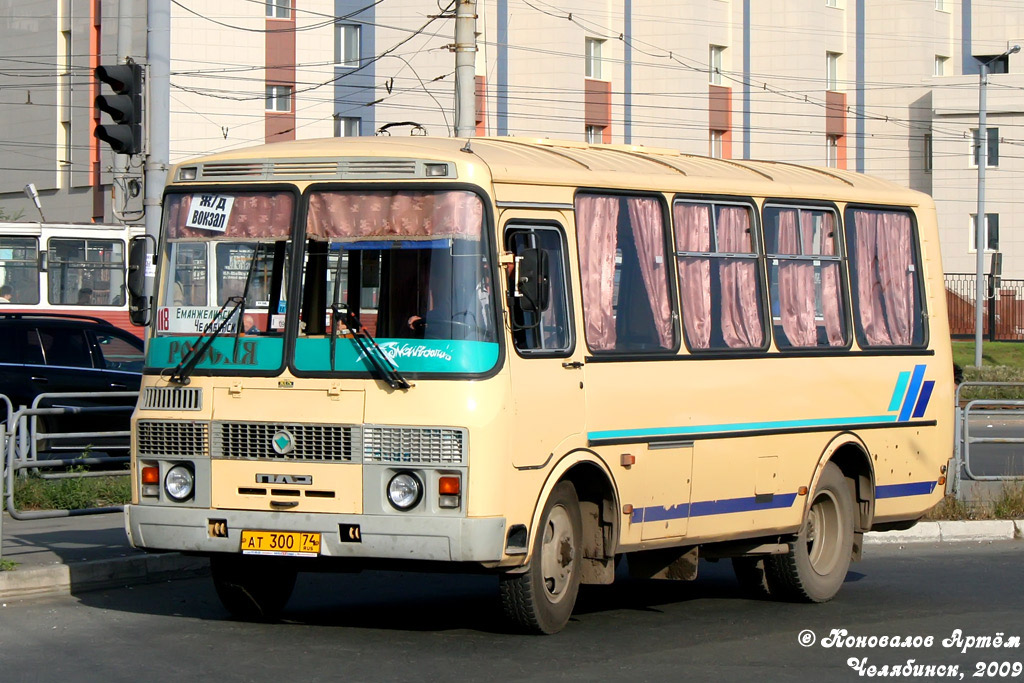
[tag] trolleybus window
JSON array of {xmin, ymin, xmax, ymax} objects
[
  {"xmin": 0, "ymin": 236, "xmax": 39, "ymax": 304},
  {"xmin": 844, "ymin": 207, "xmax": 924, "ymax": 347},
  {"xmin": 763, "ymin": 205, "xmax": 847, "ymax": 349},
  {"xmin": 673, "ymin": 200, "xmax": 764, "ymax": 351},
  {"xmin": 575, "ymin": 193, "xmax": 675, "ymax": 353},
  {"xmin": 47, "ymin": 238, "xmax": 126, "ymax": 306}
]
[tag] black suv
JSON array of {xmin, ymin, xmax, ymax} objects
[{"xmin": 0, "ymin": 313, "xmax": 144, "ymax": 456}]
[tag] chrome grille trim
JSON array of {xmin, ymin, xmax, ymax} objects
[
  {"xmin": 140, "ymin": 387, "xmax": 202, "ymax": 411},
  {"xmin": 136, "ymin": 420, "xmax": 209, "ymax": 457},
  {"xmin": 212, "ymin": 422, "xmax": 356, "ymax": 462},
  {"xmin": 362, "ymin": 425, "xmax": 466, "ymax": 465}
]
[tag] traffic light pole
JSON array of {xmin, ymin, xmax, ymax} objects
[{"xmin": 144, "ymin": 0, "xmax": 171, "ymax": 304}]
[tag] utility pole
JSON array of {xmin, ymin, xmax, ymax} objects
[
  {"xmin": 145, "ymin": 0, "xmax": 171, "ymax": 303},
  {"xmin": 453, "ymin": 0, "xmax": 477, "ymax": 137},
  {"xmin": 975, "ymin": 45, "xmax": 1020, "ymax": 367}
]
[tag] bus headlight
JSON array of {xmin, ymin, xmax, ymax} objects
[
  {"xmin": 165, "ymin": 464, "xmax": 195, "ymax": 502},
  {"xmin": 387, "ymin": 472, "xmax": 422, "ymax": 510}
]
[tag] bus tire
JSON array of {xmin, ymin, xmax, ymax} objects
[
  {"xmin": 211, "ymin": 554, "xmax": 297, "ymax": 621},
  {"xmin": 731, "ymin": 557, "xmax": 772, "ymax": 598},
  {"xmin": 498, "ymin": 481, "xmax": 582, "ymax": 634},
  {"xmin": 765, "ymin": 462, "xmax": 854, "ymax": 603}
]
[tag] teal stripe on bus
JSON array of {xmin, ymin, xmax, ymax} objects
[
  {"xmin": 588, "ymin": 414, "xmax": 899, "ymax": 442},
  {"xmin": 888, "ymin": 371, "xmax": 911, "ymax": 412}
]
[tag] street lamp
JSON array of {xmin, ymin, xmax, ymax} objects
[{"xmin": 975, "ymin": 44, "xmax": 1021, "ymax": 368}]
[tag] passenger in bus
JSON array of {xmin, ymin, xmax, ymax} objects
[
  {"xmin": 76, "ymin": 287, "xmax": 93, "ymax": 305},
  {"xmin": 0, "ymin": 285, "xmax": 12, "ymax": 303}
]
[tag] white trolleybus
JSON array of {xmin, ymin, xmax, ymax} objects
[{"xmin": 124, "ymin": 137, "xmax": 953, "ymax": 633}]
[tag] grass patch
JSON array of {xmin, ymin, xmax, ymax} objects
[
  {"xmin": 8, "ymin": 472, "xmax": 130, "ymax": 512},
  {"xmin": 0, "ymin": 559, "xmax": 17, "ymax": 572},
  {"xmin": 952, "ymin": 341, "xmax": 1024, "ymax": 400},
  {"xmin": 924, "ymin": 482, "xmax": 1024, "ymax": 520}
]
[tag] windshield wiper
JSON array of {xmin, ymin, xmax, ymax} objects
[
  {"xmin": 169, "ymin": 243, "xmax": 262, "ymax": 386},
  {"xmin": 338, "ymin": 305, "xmax": 411, "ymax": 390}
]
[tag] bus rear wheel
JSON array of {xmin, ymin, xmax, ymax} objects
[
  {"xmin": 766, "ymin": 462, "xmax": 854, "ymax": 603},
  {"xmin": 211, "ymin": 554, "xmax": 297, "ymax": 621},
  {"xmin": 499, "ymin": 481, "xmax": 582, "ymax": 634}
]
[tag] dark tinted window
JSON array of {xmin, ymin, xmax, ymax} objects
[
  {"xmin": 37, "ymin": 327, "xmax": 94, "ymax": 368},
  {"xmin": 92, "ymin": 330, "xmax": 144, "ymax": 372}
]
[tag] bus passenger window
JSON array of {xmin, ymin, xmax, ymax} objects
[
  {"xmin": 506, "ymin": 226, "xmax": 572, "ymax": 354},
  {"xmin": 674, "ymin": 201, "xmax": 765, "ymax": 351},
  {"xmin": 845, "ymin": 208, "xmax": 924, "ymax": 347},
  {"xmin": 576, "ymin": 194, "xmax": 675, "ymax": 353},
  {"xmin": 0, "ymin": 237, "xmax": 40, "ymax": 305},
  {"xmin": 763, "ymin": 206, "xmax": 847, "ymax": 349}
]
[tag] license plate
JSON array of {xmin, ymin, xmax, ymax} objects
[{"xmin": 240, "ymin": 530, "xmax": 321, "ymax": 557}]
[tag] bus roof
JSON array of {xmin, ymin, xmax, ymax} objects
[{"xmin": 171, "ymin": 136, "xmax": 926, "ymax": 206}]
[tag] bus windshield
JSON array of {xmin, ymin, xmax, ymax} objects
[
  {"xmin": 151, "ymin": 190, "xmax": 295, "ymax": 372},
  {"xmin": 294, "ymin": 189, "xmax": 499, "ymax": 376}
]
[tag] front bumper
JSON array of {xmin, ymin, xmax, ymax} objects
[{"xmin": 125, "ymin": 504, "xmax": 507, "ymax": 563}]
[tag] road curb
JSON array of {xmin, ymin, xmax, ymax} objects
[
  {"xmin": 864, "ymin": 520, "xmax": 1022, "ymax": 545},
  {"xmin": 0, "ymin": 553, "xmax": 209, "ymax": 600}
]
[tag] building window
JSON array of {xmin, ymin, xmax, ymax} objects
[
  {"xmin": 971, "ymin": 213, "xmax": 1000, "ymax": 252},
  {"xmin": 826, "ymin": 52, "xmax": 841, "ymax": 91},
  {"xmin": 335, "ymin": 24, "xmax": 361, "ymax": 67},
  {"xmin": 826, "ymin": 0, "xmax": 838, "ymax": 7},
  {"xmin": 710, "ymin": 130, "xmax": 724, "ymax": 158},
  {"xmin": 334, "ymin": 116, "xmax": 360, "ymax": 137},
  {"xmin": 935, "ymin": 0, "xmax": 947, "ymax": 10},
  {"xmin": 971, "ymin": 128, "xmax": 999, "ymax": 167},
  {"xmin": 924, "ymin": 133, "xmax": 933, "ymax": 173},
  {"xmin": 709, "ymin": 45, "xmax": 724, "ymax": 85},
  {"xmin": 976, "ymin": 54, "xmax": 1010, "ymax": 74},
  {"xmin": 585, "ymin": 125, "xmax": 605, "ymax": 144},
  {"xmin": 265, "ymin": 85, "xmax": 292, "ymax": 112},
  {"xmin": 934, "ymin": 56, "xmax": 947, "ymax": 76},
  {"xmin": 265, "ymin": 0, "xmax": 290, "ymax": 19},
  {"xmin": 585, "ymin": 37, "xmax": 604, "ymax": 79},
  {"xmin": 826, "ymin": 135, "xmax": 840, "ymax": 167}
]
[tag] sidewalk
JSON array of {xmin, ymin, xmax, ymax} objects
[
  {"xmin": 0, "ymin": 513, "xmax": 1021, "ymax": 601},
  {"xmin": 0, "ymin": 511, "xmax": 207, "ymax": 600}
]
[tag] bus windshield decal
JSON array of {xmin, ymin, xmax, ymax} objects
[
  {"xmin": 148, "ymin": 336, "xmax": 283, "ymax": 371},
  {"xmin": 293, "ymin": 337, "xmax": 498, "ymax": 375},
  {"xmin": 184, "ymin": 194, "xmax": 235, "ymax": 233}
]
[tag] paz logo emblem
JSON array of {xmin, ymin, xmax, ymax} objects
[{"xmin": 271, "ymin": 429, "xmax": 295, "ymax": 455}]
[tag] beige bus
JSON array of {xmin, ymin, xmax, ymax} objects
[{"xmin": 125, "ymin": 136, "xmax": 953, "ymax": 634}]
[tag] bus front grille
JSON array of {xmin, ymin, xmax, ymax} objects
[
  {"xmin": 213, "ymin": 422, "xmax": 356, "ymax": 462},
  {"xmin": 136, "ymin": 420, "xmax": 210, "ymax": 457},
  {"xmin": 362, "ymin": 426, "xmax": 466, "ymax": 465},
  {"xmin": 140, "ymin": 387, "xmax": 203, "ymax": 411}
]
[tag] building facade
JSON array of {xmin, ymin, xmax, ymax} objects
[{"xmin": 0, "ymin": 0, "xmax": 1022, "ymax": 278}]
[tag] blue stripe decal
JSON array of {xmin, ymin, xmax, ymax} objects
[
  {"xmin": 912, "ymin": 381, "xmax": 935, "ymax": 419},
  {"xmin": 888, "ymin": 371, "xmax": 911, "ymax": 412},
  {"xmin": 635, "ymin": 493, "xmax": 798, "ymax": 523},
  {"xmin": 876, "ymin": 481, "xmax": 937, "ymax": 499},
  {"xmin": 898, "ymin": 365, "xmax": 927, "ymax": 422},
  {"xmin": 589, "ymin": 415, "xmax": 897, "ymax": 442}
]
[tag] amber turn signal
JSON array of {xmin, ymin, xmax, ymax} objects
[
  {"xmin": 438, "ymin": 476, "xmax": 461, "ymax": 495},
  {"xmin": 142, "ymin": 466, "xmax": 159, "ymax": 484}
]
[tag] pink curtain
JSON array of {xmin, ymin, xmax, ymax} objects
[
  {"xmin": 817, "ymin": 212, "xmax": 845, "ymax": 346},
  {"xmin": 306, "ymin": 190, "xmax": 483, "ymax": 241},
  {"xmin": 576, "ymin": 195, "xmax": 620, "ymax": 350},
  {"xmin": 776, "ymin": 209, "xmax": 816, "ymax": 346},
  {"xmin": 166, "ymin": 193, "xmax": 294, "ymax": 239},
  {"xmin": 718, "ymin": 207, "xmax": 763, "ymax": 348},
  {"xmin": 853, "ymin": 210, "xmax": 915, "ymax": 345},
  {"xmin": 627, "ymin": 197, "xmax": 673, "ymax": 349},
  {"xmin": 673, "ymin": 203, "xmax": 711, "ymax": 349}
]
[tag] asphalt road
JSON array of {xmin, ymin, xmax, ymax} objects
[
  {"xmin": 964, "ymin": 414, "xmax": 1024, "ymax": 478},
  {"xmin": 2, "ymin": 542, "xmax": 1023, "ymax": 682}
]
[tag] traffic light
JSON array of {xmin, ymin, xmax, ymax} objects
[{"xmin": 94, "ymin": 62, "xmax": 143, "ymax": 155}]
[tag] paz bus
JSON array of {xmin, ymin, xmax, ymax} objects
[
  {"xmin": 124, "ymin": 136, "xmax": 953, "ymax": 633},
  {"xmin": 0, "ymin": 221, "xmax": 143, "ymax": 331}
]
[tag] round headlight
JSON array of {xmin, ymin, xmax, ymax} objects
[
  {"xmin": 165, "ymin": 464, "xmax": 195, "ymax": 501},
  {"xmin": 387, "ymin": 472, "xmax": 422, "ymax": 510}
]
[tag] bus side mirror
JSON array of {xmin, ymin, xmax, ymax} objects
[
  {"xmin": 127, "ymin": 235, "xmax": 154, "ymax": 326},
  {"xmin": 514, "ymin": 248, "xmax": 550, "ymax": 313}
]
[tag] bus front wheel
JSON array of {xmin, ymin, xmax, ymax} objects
[
  {"xmin": 765, "ymin": 462, "xmax": 854, "ymax": 603},
  {"xmin": 498, "ymin": 481, "xmax": 583, "ymax": 634},
  {"xmin": 211, "ymin": 554, "xmax": 297, "ymax": 621}
]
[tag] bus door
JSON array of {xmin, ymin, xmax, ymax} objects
[{"xmin": 503, "ymin": 220, "xmax": 584, "ymax": 469}]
